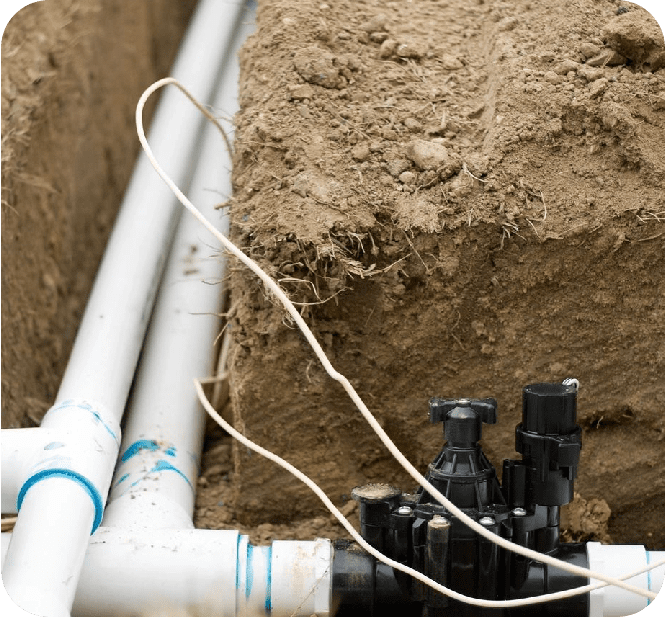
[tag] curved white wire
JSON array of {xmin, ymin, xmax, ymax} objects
[{"xmin": 136, "ymin": 77, "xmax": 658, "ymax": 603}]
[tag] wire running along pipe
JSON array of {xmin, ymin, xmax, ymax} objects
[
  {"xmin": 102, "ymin": 0, "xmax": 252, "ymax": 532},
  {"xmin": 136, "ymin": 77, "xmax": 661, "ymax": 606}
]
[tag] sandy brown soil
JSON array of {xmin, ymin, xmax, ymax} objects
[
  {"xmin": 1, "ymin": 0, "xmax": 197, "ymax": 428},
  {"xmin": 2, "ymin": 0, "xmax": 663, "ymax": 554},
  {"xmin": 198, "ymin": 0, "xmax": 665, "ymax": 550}
]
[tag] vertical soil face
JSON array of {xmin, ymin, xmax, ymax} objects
[
  {"xmin": 227, "ymin": 0, "xmax": 665, "ymax": 547},
  {"xmin": 1, "ymin": 0, "xmax": 197, "ymax": 428}
]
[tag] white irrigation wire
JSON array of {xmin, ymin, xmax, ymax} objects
[
  {"xmin": 194, "ymin": 380, "xmax": 665, "ymax": 609},
  {"xmin": 136, "ymin": 77, "xmax": 657, "ymax": 602}
]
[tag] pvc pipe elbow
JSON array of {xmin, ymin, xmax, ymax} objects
[
  {"xmin": 2, "ymin": 401, "xmax": 120, "ymax": 616},
  {"xmin": 587, "ymin": 542, "xmax": 665, "ymax": 617}
]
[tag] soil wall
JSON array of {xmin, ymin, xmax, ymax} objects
[
  {"xmin": 227, "ymin": 0, "xmax": 665, "ymax": 548},
  {"xmin": 1, "ymin": 0, "xmax": 198, "ymax": 428}
]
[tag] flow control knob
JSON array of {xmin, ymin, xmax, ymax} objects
[{"xmin": 429, "ymin": 397, "xmax": 497, "ymax": 446}]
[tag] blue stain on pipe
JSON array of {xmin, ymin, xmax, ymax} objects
[
  {"xmin": 120, "ymin": 439, "xmax": 160, "ymax": 462},
  {"xmin": 44, "ymin": 442, "xmax": 65, "ymax": 450},
  {"xmin": 125, "ymin": 461, "xmax": 193, "ymax": 491},
  {"xmin": 89, "ymin": 409, "xmax": 119, "ymax": 442},
  {"xmin": 246, "ymin": 543, "xmax": 254, "ymax": 598},
  {"xmin": 265, "ymin": 544, "xmax": 272, "ymax": 612},
  {"xmin": 51, "ymin": 400, "xmax": 118, "ymax": 443},
  {"xmin": 120, "ymin": 440, "xmax": 179, "ymax": 461},
  {"xmin": 151, "ymin": 460, "xmax": 193, "ymax": 489},
  {"xmin": 114, "ymin": 473, "xmax": 130, "ymax": 488},
  {"xmin": 236, "ymin": 534, "xmax": 241, "ymax": 590},
  {"xmin": 17, "ymin": 469, "xmax": 103, "ymax": 534}
]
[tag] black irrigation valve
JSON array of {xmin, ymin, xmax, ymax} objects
[{"xmin": 334, "ymin": 381, "xmax": 590, "ymax": 617}]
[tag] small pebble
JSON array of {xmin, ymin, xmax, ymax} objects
[
  {"xmin": 544, "ymin": 70, "xmax": 563, "ymax": 84},
  {"xmin": 406, "ymin": 139, "xmax": 451, "ymax": 170},
  {"xmin": 440, "ymin": 53, "xmax": 464, "ymax": 70},
  {"xmin": 379, "ymin": 39, "xmax": 397, "ymax": 58},
  {"xmin": 579, "ymin": 42, "xmax": 602, "ymax": 59},
  {"xmin": 396, "ymin": 40, "xmax": 426, "ymax": 60}
]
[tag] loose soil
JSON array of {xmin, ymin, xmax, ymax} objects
[{"xmin": 2, "ymin": 0, "xmax": 664, "ymax": 554}]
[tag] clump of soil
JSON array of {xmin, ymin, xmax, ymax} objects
[
  {"xmin": 197, "ymin": 0, "xmax": 665, "ymax": 549},
  {"xmin": 561, "ymin": 492, "xmax": 613, "ymax": 544}
]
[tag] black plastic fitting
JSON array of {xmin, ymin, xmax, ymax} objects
[
  {"xmin": 515, "ymin": 383, "xmax": 582, "ymax": 506},
  {"xmin": 332, "ymin": 539, "xmax": 421, "ymax": 616},
  {"xmin": 351, "ymin": 484, "xmax": 402, "ymax": 552}
]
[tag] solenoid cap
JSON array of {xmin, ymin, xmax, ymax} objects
[{"xmin": 522, "ymin": 382, "xmax": 577, "ymax": 435}]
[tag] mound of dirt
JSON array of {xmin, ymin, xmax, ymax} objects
[{"xmin": 213, "ymin": 0, "xmax": 665, "ymax": 548}]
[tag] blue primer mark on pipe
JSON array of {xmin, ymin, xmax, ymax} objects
[
  {"xmin": 89, "ymin": 409, "xmax": 118, "ymax": 442},
  {"xmin": 50, "ymin": 400, "xmax": 118, "ymax": 442},
  {"xmin": 246, "ymin": 542, "xmax": 254, "ymax": 599},
  {"xmin": 164, "ymin": 445, "xmax": 177, "ymax": 457},
  {"xmin": 121, "ymin": 439, "xmax": 159, "ymax": 462},
  {"xmin": 18, "ymin": 469, "xmax": 103, "ymax": 534},
  {"xmin": 44, "ymin": 442, "xmax": 65, "ymax": 450},
  {"xmin": 265, "ymin": 544, "xmax": 272, "ymax": 612},
  {"xmin": 151, "ymin": 460, "xmax": 193, "ymax": 489},
  {"xmin": 114, "ymin": 473, "xmax": 130, "ymax": 487},
  {"xmin": 647, "ymin": 551, "xmax": 652, "ymax": 604},
  {"xmin": 236, "ymin": 534, "xmax": 241, "ymax": 590}
]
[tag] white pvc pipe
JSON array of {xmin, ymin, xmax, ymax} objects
[
  {"xmin": 1, "ymin": 530, "xmax": 332, "ymax": 617},
  {"xmin": 103, "ymin": 1, "xmax": 253, "ymax": 530},
  {"xmin": 587, "ymin": 542, "xmax": 665, "ymax": 617},
  {"xmin": 2, "ymin": 2, "xmax": 246, "ymax": 615},
  {"xmin": 56, "ymin": 0, "xmax": 245, "ymax": 420}
]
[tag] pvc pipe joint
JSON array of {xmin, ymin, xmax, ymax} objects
[
  {"xmin": 587, "ymin": 542, "xmax": 665, "ymax": 617},
  {"xmin": 2, "ymin": 400, "xmax": 121, "ymax": 531},
  {"xmin": 2, "ymin": 400, "xmax": 121, "ymax": 616},
  {"xmin": 2, "ymin": 529, "xmax": 332, "ymax": 617}
]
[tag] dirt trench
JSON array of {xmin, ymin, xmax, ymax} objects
[
  {"xmin": 192, "ymin": 0, "xmax": 665, "ymax": 550},
  {"xmin": 1, "ymin": 0, "xmax": 664, "ymax": 552},
  {"xmin": 1, "ymin": 0, "xmax": 198, "ymax": 428}
]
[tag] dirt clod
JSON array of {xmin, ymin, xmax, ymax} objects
[
  {"xmin": 603, "ymin": 11, "xmax": 665, "ymax": 70},
  {"xmin": 293, "ymin": 46, "xmax": 346, "ymax": 89},
  {"xmin": 406, "ymin": 140, "xmax": 451, "ymax": 171}
]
